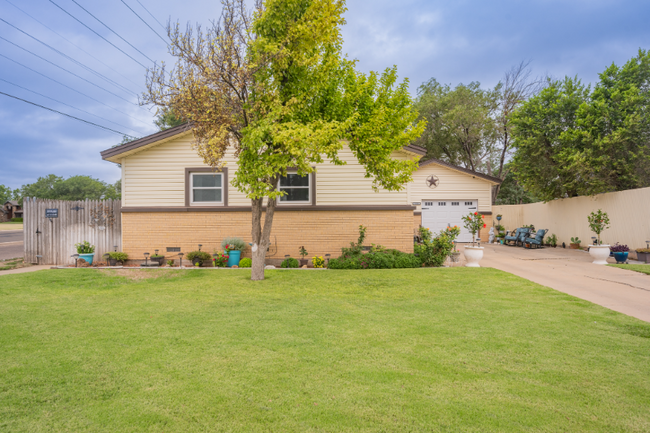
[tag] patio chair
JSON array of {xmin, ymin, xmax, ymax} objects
[
  {"xmin": 504, "ymin": 228, "xmax": 530, "ymax": 247},
  {"xmin": 524, "ymin": 229, "xmax": 548, "ymax": 249}
]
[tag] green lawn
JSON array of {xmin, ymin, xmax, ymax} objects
[
  {"xmin": 1, "ymin": 268, "xmax": 649, "ymax": 432},
  {"xmin": 0, "ymin": 258, "xmax": 24, "ymax": 271},
  {"xmin": 610, "ymin": 264, "xmax": 650, "ymax": 275}
]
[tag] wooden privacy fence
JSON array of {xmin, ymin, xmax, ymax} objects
[{"xmin": 23, "ymin": 198, "xmax": 122, "ymax": 265}]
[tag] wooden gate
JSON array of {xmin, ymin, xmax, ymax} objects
[{"xmin": 23, "ymin": 198, "xmax": 122, "ymax": 265}]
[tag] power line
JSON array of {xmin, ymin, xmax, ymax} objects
[
  {"xmin": 0, "ymin": 90, "xmax": 135, "ymax": 137},
  {"xmin": 0, "ymin": 52, "xmax": 151, "ymax": 127},
  {"xmin": 0, "ymin": 17, "xmax": 136, "ymax": 97},
  {"xmin": 0, "ymin": 35, "xmax": 138, "ymax": 106},
  {"xmin": 133, "ymin": 0, "xmax": 166, "ymax": 32},
  {"xmin": 0, "ymin": 78, "xmax": 144, "ymax": 136},
  {"xmin": 2, "ymin": 0, "xmax": 143, "ymax": 92},
  {"xmin": 118, "ymin": 0, "xmax": 168, "ymax": 45},
  {"xmin": 47, "ymin": 0, "xmax": 149, "ymax": 70},
  {"xmin": 68, "ymin": 0, "xmax": 163, "ymax": 63}
]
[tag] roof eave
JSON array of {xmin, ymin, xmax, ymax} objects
[{"xmin": 419, "ymin": 158, "xmax": 502, "ymax": 184}]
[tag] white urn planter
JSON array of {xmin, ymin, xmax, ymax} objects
[
  {"xmin": 464, "ymin": 246, "xmax": 484, "ymax": 267},
  {"xmin": 589, "ymin": 245, "xmax": 611, "ymax": 265}
]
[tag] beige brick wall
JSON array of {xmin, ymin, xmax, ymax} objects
[{"xmin": 122, "ymin": 210, "xmax": 414, "ymax": 265}]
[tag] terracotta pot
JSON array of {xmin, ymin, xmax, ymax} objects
[
  {"xmin": 299, "ymin": 259, "xmax": 308, "ymax": 267},
  {"xmin": 588, "ymin": 245, "xmax": 610, "ymax": 265},
  {"xmin": 463, "ymin": 246, "xmax": 484, "ymax": 268},
  {"xmin": 569, "ymin": 243, "xmax": 580, "ymax": 249}
]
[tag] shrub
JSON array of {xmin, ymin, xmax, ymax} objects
[
  {"xmin": 281, "ymin": 257, "xmax": 300, "ymax": 268},
  {"xmin": 239, "ymin": 257, "xmax": 252, "ymax": 268},
  {"xmin": 414, "ymin": 227, "xmax": 459, "ymax": 267},
  {"xmin": 340, "ymin": 225, "xmax": 367, "ymax": 257},
  {"xmin": 359, "ymin": 252, "xmax": 395, "ymax": 269},
  {"xmin": 11, "ymin": 217, "xmax": 23, "ymax": 222},
  {"xmin": 312, "ymin": 256, "xmax": 325, "ymax": 268},
  {"xmin": 212, "ymin": 251, "xmax": 229, "ymax": 267},
  {"xmin": 108, "ymin": 252, "xmax": 128, "ymax": 262},
  {"xmin": 166, "ymin": 260, "xmax": 175, "ymax": 266},
  {"xmin": 221, "ymin": 237, "xmax": 247, "ymax": 252},
  {"xmin": 394, "ymin": 252, "xmax": 421, "ymax": 268},
  {"xmin": 75, "ymin": 241, "xmax": 95, "ymax": 254},
  {"xmin": 328, "ymin": 257, "xmax": 361, "ymax": 269},
  {"xmin": 186, "ymin": 251, "xmax": 212, "ymax": 263}
]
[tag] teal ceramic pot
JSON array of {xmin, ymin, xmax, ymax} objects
[
  {"xmin": 613, "ymin": 252, "xmax": 628, "ymax": 264},
  {"xmin": 227, "ymin": 250, "xmax": 241, "ymax": 267},
  {"xmin": 79, "ymin": 253, "xmax": 95, "ymax": 265}
]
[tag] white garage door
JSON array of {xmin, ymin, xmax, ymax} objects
[{"xmin": 421, "ymin": 200, "xmax": 478, "ymax": 243}]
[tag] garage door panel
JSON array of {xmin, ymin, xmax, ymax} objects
[{"xmin": 421, "ymin": 200, "xmax": 477, "ymax": 243}]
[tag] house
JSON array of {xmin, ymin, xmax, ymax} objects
[
  {"xmin": 101, "ymin": 124, "xmax": 499, "ymax": 263},
  {"xmin": 1, "ymin": 200, "xmax": 23, "ymax": 222}
]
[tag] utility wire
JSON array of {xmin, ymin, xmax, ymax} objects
[
  {"xmin": 0, "ymin": 17, "xmax": 136, "ymax": 97},
  {"xmin": 0, "ymin": 90, "xmax": 135, "ymax": 137},
  {"xmin": 133, "ymin": 0, "xmax": 166, "ymax": 32},
  {"xmin": 0, "ymin": 35, "xmax": 138, "ymax": 106},
  {"xmin": 118, "ymin": 0, "xmax": 168, "ymax": 45},
  {"xmin": 0, "ymin": 78, "xmax": 144, "ymax": 136},
  {"xmin": 47, "ymin": 0, "xmax": 148, "ymax": 70},
  {"xmin": 0, "ymin": 53, "xmax": 151, "ymax": 127},
  {"xmin": 2, "ymin": 0, "xmax": 143, "ymax": 92},
  {"xmin": 68, "ymin": 0, "xmax": 163, "ymax": 62}
]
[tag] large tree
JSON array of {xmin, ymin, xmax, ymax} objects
[
  {"xmin": 17, "ymin": 175, "xmax": 121, "ymax": 203},
  {"xmin": 414, "ymin": 79, "xmax": 498, "ymax": 172},
  {"xmin": 0, "ymin": 184, "xmax": 17, "ymax": 204},
  {"xmin": 143, "ymin": 0, "xmax": 424, "ymax": 280}
]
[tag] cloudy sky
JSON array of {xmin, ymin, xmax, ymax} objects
[{"xmin": 1, "ymin": 0, "xmax": 648, "ymax": 190}]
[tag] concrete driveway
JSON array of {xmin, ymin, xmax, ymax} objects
[
  {"xmin": 479, "ymin": 244, "xmax": 650, "ymax": 322},
  {"xmin": 0, "ymin": 230, "xmax": 23, "ymax": 260}
]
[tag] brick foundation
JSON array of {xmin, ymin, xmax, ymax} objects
[{"xmin": 122, "ymin": 210, "xmax": 414, "ymax": 266}]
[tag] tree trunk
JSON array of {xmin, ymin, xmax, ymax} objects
[{"xmin": 250, "ymin": 195, "xmax": 278, "ymax": 281}]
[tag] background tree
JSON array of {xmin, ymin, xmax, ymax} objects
[
  {"xmin": 154, "ymin": 107, "xmax": 185, "ymax": 131},
  {"xmin": 494, "ymin": 167, "xmax": 537, "ymax": 205},
  {"xmin": 0, "ymin": 184, "xmax": 17, "ymax": 204},
  {"xmin": 16, "ymin": 175, "xmax": 121, "ymax": 203},
  {"xmin": 414, "ymin": 79, "xmax": 498, "ymax": 172},
  {"xmin": 143, "ymin": 0, "xmax": 424, "ymax": 280}
]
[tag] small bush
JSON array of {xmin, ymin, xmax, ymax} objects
[
  {"xmin": 394, "ymin": 252, "xmax": 422, "ymax": 268},
  {"xmin": 281, "ymin": 257, "xmax": 300, "ymax": 268},
  {"xmin": 11, "ymin": 217, "xmax": 23, "ymax": 222},
  {"xmin": 239, "ymin": 258, "xmax": 252, "ymax": 268},
  {"xmin": 312, "ymin": 256, "xmax": 325, "ymax": 268},
  {"xmin": 108, "ymin": 252, "xmax": 128, "ymax": 262},
  {"xmin": 360, "ymin": 252, "xmax": 395, "ymax": 269},
  {"xmin": 186, "ymin": 251, "xmax": 212, "ymax": 263},
  {"xmin": 328, "ymin": 257, "xmax": 361, "ymax": 269},
  {"xmin": 221, "ymin": 237, "xmax": 247, "ymax": 251}
]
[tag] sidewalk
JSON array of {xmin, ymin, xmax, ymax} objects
[
  {"xmin": 0, "ymin": 265, "xmax": 52, "ymax": 277},
  {"xmin": 480, "ymin": 244, "xmax": 650, "ymax": 322}
]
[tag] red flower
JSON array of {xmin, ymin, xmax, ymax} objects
[
  {"xmin": 483, "ymin": 224, "xmax": 487, "ymax": 228},
  {"xmin": 474, "ymin": 212, "xmax": 478, "ymax": 216},
  {"xmin": 481, "ymin": 215, "xmax": 484, "ymax": 219}
]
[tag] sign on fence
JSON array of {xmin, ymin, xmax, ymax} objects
[{"xmin": 23, "ymin": 198, "xmax": 121, "ymax": 265}]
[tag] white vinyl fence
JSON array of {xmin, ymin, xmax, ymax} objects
[
  {"xmin": 494, "ymin": 187, "xmax": 650, "ymax": 251},
  {"xmin": 23, "ymin": 198, "xmax": 122, "ymax": 265}
]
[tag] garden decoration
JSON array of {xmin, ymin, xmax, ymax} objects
[
  {"xmin": 299, "ymin": 246, "xmax": 308, "ymax": 266},
  {"xmin": 462, "ymin": 212, "xmax": 486, "ymax": 267},
  {"xmin": 222, "ymin": 237, "xmax": 246, "ymax": 267},
  {"xmin": 488, "ymin": 227, "xmax": 495, "ymax": 244},
  {"xmin": 587, "ymin": 209, "xmax": 611, "ymax": 264},
  {"xmin": 75, "ymin": 241, "xmax": 95, "ymax": 265},
  {"xmin": 610, "ymin": 243, "xmax": 629, "ymax": 264},
  {"xmin": 570, "ymin": 237, "xmax": 581, "ymax": 249}
]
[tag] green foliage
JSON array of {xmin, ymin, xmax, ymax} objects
[
  {"xmin": 328, "ymin": 249, "xmax": 419, "ymax": 270},
  {"xmin": 340, "ymin": 225, "xmax": 367, "ymax": 257},
  {"xmin": 462, "ymin": 213, "xmax": 486, "ymax": 245},
  {"xmin": 495, "ymin": 169, "xmax": 538, "ymax": 205},
  {"xmin": 213, "ymin": 252, "xmax": 229, "ymax": 267},
  {"xmin": 10, "ymin": 217, "xmax": 23, "ymax": 223},
  {"xmin": 588, "ymin": 209, "xmax": 610, "ymax": 244},
  {"xmin": 186, "ymin": 251, "xmax": 212, "ymax": 263},
  {"xmin": 238, "ymin": 258, "xmax": 252, "ymax": 268},
  {"xmin": 17, "ymin": 175, "xmax": 121, "ymax": 203},
  {"xmin": 167, "ymin": 260, "xmax": 175, "ymax": 267},
  {"xmin": 221, "ymin": 237, "xmax": 247, "ymax": 252},
  {"xmin": 414, "ymin": 79, "xmax": 499, "ymax": 172},
  {"xmin": 0, "ymin": 184, "xmax": 17, "ymax": 204},
  {"xmin": 154, "ymin": 107, "xmax": 185, "ymax": 131},
  {"xmin": 547, "ymin": 234, "xmax": 558, "ymax": 247},
  {"xmin": 299, "ymin": 246, "xmax": 308, "ymax": 259},
  {"xmin": 108, "ymin": 252, "xmax": 128, "ymax": 262},
  {"xmin": 415, "ymin": 226, "xmax": 461, "ymax": 267},
  {"xmin": 75, "ymin": 241, "xmax": 94, "ymax": 254},
  {"xmin": 571, "ymin": 237, "xmax": 582, "ymax": 244},
  {"xmin": 511, "ymin": 50, "xmax": 650, "ymax": 200},
  {"xmin": 281, "ymin": 258, "xmax": 300, "ymax": 268}
]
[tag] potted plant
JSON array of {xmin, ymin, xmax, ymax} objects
[
  {"xmin": 547, "ymin": 233, "xmax": 558, "ymax": 248},
  {"xmin": 107, "ymin": 251, "xmax": 128, "ymax": 266},
  {"xmin": 222, "ymin": 237, "xmax": 246, "ymax": 267},
  {"xmin": 636, "ymin": 248, "xmax": 650, "ymax": 263},
  {"xmin": 150, "ymin": 250, "xmax": 165, "ymax": 266},
  {"xmin": 587, "ymin": 209, "xmax": 611, "ymax": 264},
  {"xmin": 462, "ymin": 212, "xmax": 486, "ymax": 267},
  {"xmin": 186, "ymin": 250, "xmax": 212, "ymax": 267},
  {"xmin": 75, "ymin": 241, "xmax": 95, "ymax": 265},
  {"xmin": 299, "ymin": 246, "xmax": 308, "ymax": 267},
  {"xmin": 212, "ymin": 251, "xmax": 229, "ymax": 267},
  {"xmin": 610, "ymin": 243, "xmax": 629, "ymax": 264},
  {"xmin": 570, "ymin": 237, "xmax": 581, "ymax": 249}
]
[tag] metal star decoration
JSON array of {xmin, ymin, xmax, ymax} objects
[{"xmin": 426, "ymin": 175, "xmax": 439, "ymax": 188}]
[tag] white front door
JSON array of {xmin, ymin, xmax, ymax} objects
[{"xmin": 421, "ymin": 200, "xmax": 478, "ymax": 243}]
